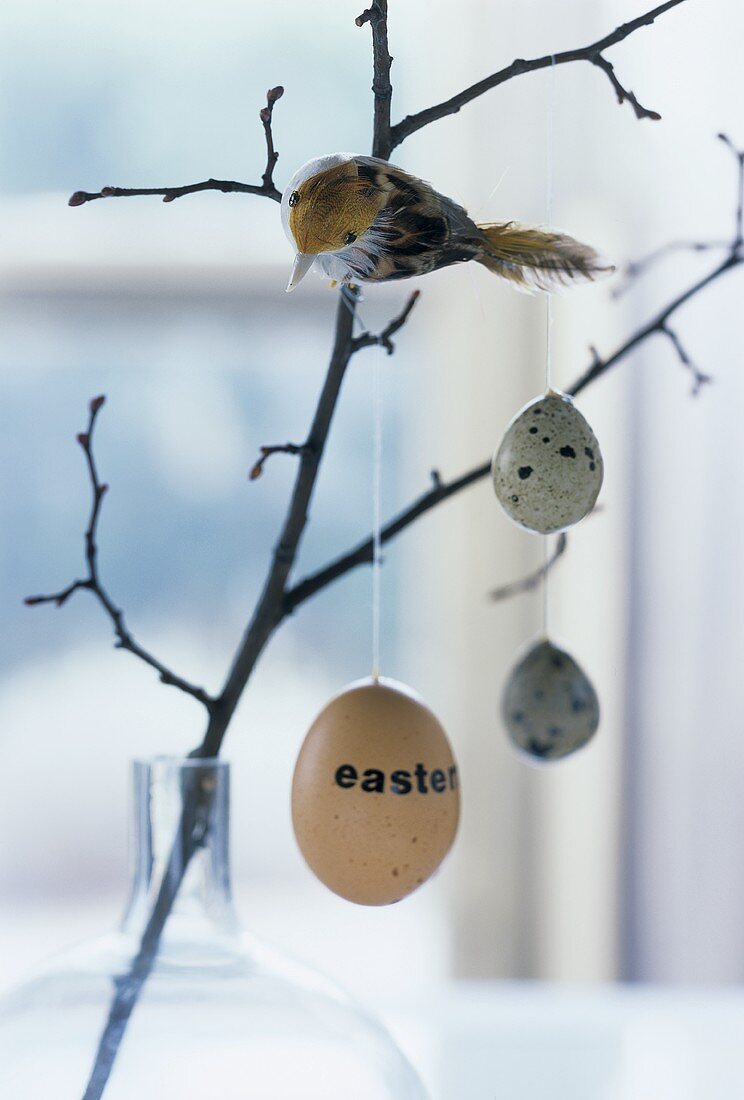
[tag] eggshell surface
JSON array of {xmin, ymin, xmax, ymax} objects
[
  {"xmin": 292, "ymin": 677, "xmax": 460, "ymax": 905},
  {"xmin": 502, "ymin": 638, "xmax": 599, "ymax": 761},
  {"xmin": 492, "ymin": 390, "xmax": 603, "ymax": 533}
]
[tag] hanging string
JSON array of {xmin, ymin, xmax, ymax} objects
[
  {"xmin": 544, "ymin": 54, "xmax": 556, "ymax": 393},
  {"xmin": 543, "ymin": 55, "xmax": 557, "ymax": 638},
  {"xmin": 371, "ymin": 352, "xmax": 383, "ymax": 679}
]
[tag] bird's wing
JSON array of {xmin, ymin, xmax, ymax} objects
[{"xmin": 351, "ymin": 157, "xmax": 482, "ymax": 280}]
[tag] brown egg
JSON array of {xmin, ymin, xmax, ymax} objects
[{"xmin": 292, "ymin": 677, "xmax": 460, "ymax": 905}]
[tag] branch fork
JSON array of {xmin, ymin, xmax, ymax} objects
[{"xmin": 351, "ymin": 289, "xmax": 420, "ymax": 355}]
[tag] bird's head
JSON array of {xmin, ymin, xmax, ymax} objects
[{"xmin": 281, "ymin": 154, "xmax": 383, "ymax": 291}]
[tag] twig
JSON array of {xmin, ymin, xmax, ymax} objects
[
  {"xmin": 612, "ymin": 240, "xmax": 731, "ymax": 295},
  {"xmin": 615, "ymin": 134, "xmax": 744, "ymax": 296},
  {"xmin": 660, "ymin": 324, "xmax": 711, "ymax": 395},
  {"xmin": 247, "ymin": 292, "xmax": 420, "ymax": 491},
  {"xmin": 572, "ymin": 134, "xmax": 743, "ymax": 396},
  {"xmin": 389, "ymin": 0, "xmax": 688, "ymax": 150},
  {"xmin": 489, "ymin": 533, "xmax": 568, "ymax": 602},
  {"xmin": 249, "ymin": 442, "xmax": 313, "ymax": 481},
  {"xmin": 356, "ymin": 1, "xmax": 394, "ymax": 159},
  {"xmin": 68, "ymin": 87, "xmax": 284, "ymax": 208},
  {"xmin": 570, "ymin": 253, "xmax": 740, "ymax": 397},
  {"xmin": 351, "ymin": 289, "xmax": 420, "ymax": 354},
  {"xmin": 590, "ymin": 53, "xmax": 660, "ymax": 121},
  {"xmin": 718, "ymin": 133, "xmax": 744, "ymax": 248},
  {"xmin": 25, "ymin": 396, "xmax": 214, "ymax": 709}
]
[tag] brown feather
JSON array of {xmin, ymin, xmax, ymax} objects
[{"xmin": 475, "ymin": 222, "xmax": 613, "ymax": 291}]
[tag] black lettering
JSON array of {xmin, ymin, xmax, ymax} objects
[
  {"xmin": 335, "ymin": 764, "xmax": 357, "ymax": 789},
  {"xmin": 361, "ymin": 768, "xmax": 385, "ymax": 793},
  {"xmin": 430, "ymin": 769, "xmax": 446, "ymax": 792},
  {"xmin": 448, "ymin": 765, "xmax": 458, "ymax": 790},
  {"xmin": 390, "ymin": 769, "xmax": 412, "ymax": 795},
  {"xmin": 414, "ymin": 763, "xmax": 428, "ymax": 794}
]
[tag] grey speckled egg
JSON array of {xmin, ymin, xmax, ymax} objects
[
  {"xmin": 502, "ymin": 638, "xmax": 599, "ymax": 761},
  {"xmin": 492, "ymin": 390, "xmax": 603, "ymax": 534}
]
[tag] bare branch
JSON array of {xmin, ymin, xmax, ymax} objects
[
  {"xmin": 489, "ymin": 533, "xmax": 568, "ymax": 602},
  {"xmin": 351, "ymin": 289, "xmax": 420, "ymax": 354},
  {"xmin": 389, "ymin": 0, "xmax": 688, "ymax": 150},
  {"xmin": 68, "ymin": 86, "xmax": 284, "ymax": 208},
  {"xmin": 356, "ymin": 0, "xmax": 394, "ymax": 159},
  {"xmin": 25, "ymin": 397, "xmax": 214, "ymax": 709}
]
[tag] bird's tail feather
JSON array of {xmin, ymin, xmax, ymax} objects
[{"xmin": 475, "ymin": 222, "xmax": 613, "ymax": 291}]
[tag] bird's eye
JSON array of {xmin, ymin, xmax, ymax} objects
[
  {"xmin": 288, "ymin": 190, "xmax": 300, "ymax": 208},
  {"xmin": 344, "ymin": 232, "xmax": 357, "ymax": 245}
]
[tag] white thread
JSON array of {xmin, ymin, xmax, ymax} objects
[
  {"xmin": 472, "ymin": 164, "xmax": 511, "ymax": 223},
  {"xmin": 545, "ymin": 55, "xmax": 556, "ymax": 393},
  {"xmin": 371, "ymin": 353, "xmax": 383, "ymax": 679},
  {"xmin": 542, "ymin": 533, "xmax": 551, "ymax": 638},
  {"xmin": 543, "ymin": 56, "xmax": 557, "ymax": 638}
]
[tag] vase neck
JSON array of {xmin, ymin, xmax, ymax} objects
[{"xmin": 121, "ymin": 758, "xmax": 236, "ymax": 937}]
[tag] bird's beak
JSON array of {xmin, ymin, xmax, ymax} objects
[{"xmin": 286, "ymin": 252, "xmax": 315, "ymax": 293}]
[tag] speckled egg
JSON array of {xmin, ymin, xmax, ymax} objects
[
  {"xmin": 492, "ymin": 390, "xmax": 603, "ymax": 533},
  {"xmin": 502, "ymin": 638, "xmax": 599, "ymax": 761},
  {"xmin": 292, "ymin": 677, "xmax": 460, "ymax": 906}
]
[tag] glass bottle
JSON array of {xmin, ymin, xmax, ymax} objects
[{"xmin": 0, "ymin": 757, "xmax": 428, "ymax": 1099}]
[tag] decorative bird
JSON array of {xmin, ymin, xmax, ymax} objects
[{"xmin": 281, "ymin": 153, "xmax": 612, "ymax": 293}]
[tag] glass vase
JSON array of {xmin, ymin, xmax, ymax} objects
[{"xmin": 0, "ymin": 757, "xmax": 428, "ymax": 1099}]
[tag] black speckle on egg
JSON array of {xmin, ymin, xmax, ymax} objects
[
  {"xmin": 511, "ymin": 494, "xmax": 519, "ymax": 502},
  {"xmin": 518, "ymin": 466, "xmax": 533, "ymax": 480},
  {"xmin": 584, "ymin": 446, "xmax": 594, "ymax": 460},
  {"xmin": 559, "ymin": 445, "xmax": 576, "ymax": 458},
  {"xmin": 529, "ymin": 427, "xmax": 538, "ymax": 434},
  {"xmin": 542, "ymin": 437, "xmax": 550, "ymax": 444},
  {"xmin": 527, "ymin": 738, "xmax": 550, "ymax": 758}
]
